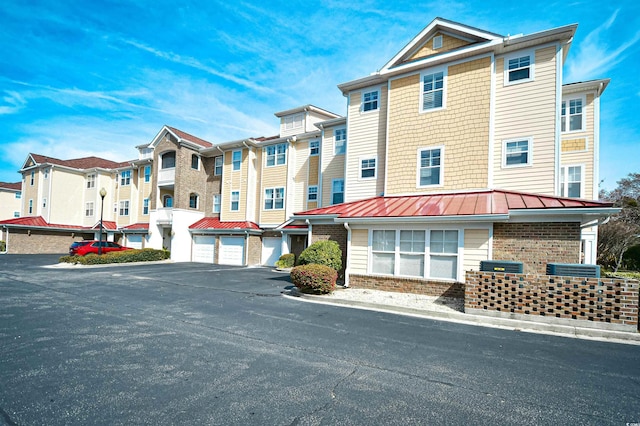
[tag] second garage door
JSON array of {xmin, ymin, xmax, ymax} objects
[
  {"xmin": 219, "ymin": 237, "xmax": 245, "ymax": 265},
  {"xmin": 192, "ymin": 235, "xmax": 216, "ymax": 263},
  {"xmin": 262, "ymin": 237, "xmax": 282, "ymax": 266}
]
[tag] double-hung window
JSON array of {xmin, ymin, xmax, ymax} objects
[
  {"xmin": 189, "ymin": 193, "xmax": 199, "ymax": 209},
  {"xmin": 30, "ymin": 171, "xmax": 35, "ymax": 186},
  {"xmin": 307, "ymin": 185, "xmax": 318, "ymax": 202},
  {"xmin": 560, "ymin": 165, "xmax": 583, "ymax": 198},
  {"xmin": 429, "ymin": 230, "xmax": 459, "ymax": 279},
  {"xmin": 214, "ymin": 156, "xmax": 223, "ymax": 175},
  {"xmin": 399, "ymin": 230, "xmax": 425, "ymax": 277},
  {"xmin": 266, "ymin": 144, "xmax": 287, "ymax": 167},
  {"xmin": 87, "ymin": 174, "xmax": 96, "ymax": 188},
  {"xmin": 143, "ymin": 198, "xmax": 149, "ymax": 215},
  {"xmin": 505, "ymin": 52, "xmax": 533, "ymax": 84},
  {"xmin": 309, "ymin": 140, "xmax": 319, "ymax": 156},
  {"xmin": 144, "ymin": 166, "xmax": 151, "ymax": 183},
  {"xmin": 372, "ymin": 230, "xmax": 396, "ymax": 275},
  {"xmin": 85, "ymin": 202, "xmax": 94, "ymax": 217},
  {"xmin": 28, "ymin": 199, "xmax": 33, "ymax": 214},
  {"xmin": 503, "ymin": 139, "xmax": 531, "ymax": 167},
  {"xmin": 232, "ymin": 151, "xmax": 242, "ymax": 171},
  {"xmin": 361, "ymin": 158, "xmax": 376, "ymax": 179},
  {"xmin": 362, "ymin": 90, "xmax": 379, "ymax": 112},
  {"xmin": 561, "ymin": 97, "xmax": 584, "ymax": 132},
  {"xmin": 120, "ymin": 170, "xmax": 131, "ymax": 186},
  {"xmin": 334, "ymin": 128, "xmax": 346, "ymax": 155},
  {"xmin": 231, "ymin": 191, "xmax": 240, "ymax": 211},
  {"xmin": 191, "ymin": 154, "xmax": 199, "ymax": 170},
  {"xmin": 418, "ymin": 147, "xmax": 442, "ymax": 187},
  {"xmin": 332, "ymin": 179, "xmax": 344, "ymax": 204},
  {"xmin": 15, "ymin": 192, "xmax": 21, "ymax": 199},
  {"xmin": 421, "ymin": 70, "xmax": 445, "ymax": 111},
  {"xmin": 264, "ymin": 187, "xmax": 284, "ymax": 210},
  {"xmin": 213, "ymin": 194, "xmax": 221, "ymax": 213},
  {"xmin": 119, "ymin": 200, "xmax": 129, "ymax": 216}
]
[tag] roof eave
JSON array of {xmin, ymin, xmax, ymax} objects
[{"xmin": 333, "ymin": 214, "xmax": 510, "ymax": 224}]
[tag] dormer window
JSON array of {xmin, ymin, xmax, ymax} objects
[{"xmin": 284, "ymin": 113, "xmax": 303, "ymax": 130}]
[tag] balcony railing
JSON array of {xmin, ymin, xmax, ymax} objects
[
  {"xmin": 155, "ymin": 208, "xmax": 173, "ymax": 225},
  {"xmin": 158, "ymin": 168, "xmax": 175, "ymax": 186}
]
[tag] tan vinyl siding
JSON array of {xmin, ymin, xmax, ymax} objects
[
  {"xmin": 22, "ymin": 171, "xmax": 39, "ymax": 215},
  {"xmin": 260, "ymin": 146, "xmax": 288, "ymax": 225},
  {"xmin": 221, "ymin": 148, "xmax": 248, "ymax": 220},
  {"xmin": 386, "ymin": 57, "xmax": 491, "ymax": 195},
  {"xmin": 350, "ymin": 228, "xmax": 369, "ymax": 274},
  {"xmin": 49, "ymin": 170, "xmax": 85, "ymax": 225},
  {"xmin": 409, "ymin": 33, "xmax": 471, "ymax": 62},
  {"xmin": 561, "ymin": 93, "xmax": 596, "ymax": 199},
  {"xmin": 308, "ymin": 155, "xmax": 319, "ymax": 186},
  {"xmin": 345, "ymin": 86, "xmax": 387, "ymax": 202},
  {"xmin": 493, "ymin": 46, "xmax": 558, "ymax": 195},
  {"xmin": 116, "ymin": 170, "xmax": 133, "ymax": 226},
  {"xmin": 320, "ymin": 128, "xmax": 345, "ymax": 205},
  {"xmin": 0, "ymin": 190, "xmax": 21, "ymax": 220},
  {"xmin": 293, "ymin": 141, "xmax": 308, "ymax": 215},
  {"xmin": 463, "ymin": 228, "xmax": 490, "ymax": 272}
]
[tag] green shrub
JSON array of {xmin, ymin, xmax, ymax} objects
[
  {"xmin": 59, "ymin": 249, "xmax": 170, "ymax": 265},
  {"xmin": 0, "ymin": 240, "xmax": 6, "ymax": 252},
  {"xmin": 275, "ymin": 253, "xmax": 295, "ymax": 269},
  {"xmin": 290, "ymin": 264, "xmax": 337, "ymax": 294},
  {"xmin": 297, "ymin": 240, "xmax": 342, "ymax": 271}
]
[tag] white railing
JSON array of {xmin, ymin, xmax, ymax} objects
[
  {"xmin": 155, "ymin": 208, "xmax": 173, "ymax": 224},
  {"xmin": 158, "ymin": 168, "xmax": 175, "ymax": 186}
]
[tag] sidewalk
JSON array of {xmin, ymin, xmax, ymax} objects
[{"xmin": 285, "ymin": 286, "xmax": 640, "ymax": 346}]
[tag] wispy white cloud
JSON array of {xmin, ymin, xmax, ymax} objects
[
  {"xmin": 566, "ymin": 9, "xmax": 640, "ymax": 82},
  {"xmin": 0, "ymin": 91, "xmax": 27, "ymax": 115}
]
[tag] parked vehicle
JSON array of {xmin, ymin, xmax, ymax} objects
[{"xmin": 69, "ymin": 240, "xmax": 132, "ymax": 256}]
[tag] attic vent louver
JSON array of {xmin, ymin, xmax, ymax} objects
[
  {"xmin": 480, "ymin": 260, "xmax": 523, "ymax": 274},
  {"xmin": 433, "ymin": 35, "xmax": 443, "ymax": 49},
  {"xmin": 546, "ymin": 263, "xmax": 600, "ymax": 278}
]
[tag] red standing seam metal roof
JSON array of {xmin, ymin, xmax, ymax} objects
[
  {"xmin": 121, "ymin": 223, "xmax": 149, "ymax": 230},
  {"xmin": 189, "ymin": 217, "xmax": 260, "ymax": 230},
  {"xmin": 92, "ymin": 221, "xmax": 118, "ymax": 230},
  {"xmin": 0, "ymin": 216, "xmax": 85, "ymax": 229},
  {"xmin": 166, "ymin": 126, "xmax": 213, "ymax": 148},
  {"xmin": 294, "ymin": 190, "xmax": 613, "ymax": 218}
]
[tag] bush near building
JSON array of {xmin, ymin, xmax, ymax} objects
[
  {"xmin": 297, "ymin": 240, "xmax": 342, "ymax": 271},
  {"xmin": 59, "ymin": 248, "xmax": 170, "ymax": 265},
  {"xmin": 275, "ymin": 253, "xmax": 295, "ymax": 269},
  {"xmin": 290, "ymin": 264, "xmax": 337, "ymax": 294}
]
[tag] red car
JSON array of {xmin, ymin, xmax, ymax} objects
[{"xmin": 69, "ymin": 240, "xmax": 132, "ymax": 256}]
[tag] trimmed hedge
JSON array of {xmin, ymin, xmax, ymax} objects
[
  {"xmin": 290, "ymin": 264, "xmax": 337, "ymax": 294},
  {"xmin": 59, "ymin": 248, "xmax": 170, "ymax": 265},
  {"xmin": 297, "ymin": 240, "xmax": 342, "ymax": 271},
  {"xmin": 0, "ymin": 240, "xmax": 5, "ymax": 252},
  {"xmin": 275, "ymin": 253, "xmax": 295, "ymax": 269}
]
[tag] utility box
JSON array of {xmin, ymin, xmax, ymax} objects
[
  {"xmin": 480, "ymin": 260, "xmax": 524, "ymax": 274},
  {"xmin": 546, "ymin": 263, "xmax": 600, "ymax": 278}
]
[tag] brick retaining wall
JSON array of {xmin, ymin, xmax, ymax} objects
[{"xmin": 349, "ymin": 274, "xmax": 464, "ymax": 298}]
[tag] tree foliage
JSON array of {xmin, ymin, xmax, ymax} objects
[{"xmin": 598, "ymin": 173, "xmax": 640, "ymax": 271}]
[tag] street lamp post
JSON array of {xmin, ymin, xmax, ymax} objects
[{"xmin": 99, "ymin": 187, "xmax": 107, "ymax": 255}]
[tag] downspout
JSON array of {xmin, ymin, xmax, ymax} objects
[
  {"xmin": 305, "ymin": 219, "xmax": 312, "ymax": 248},
  {"xmin": 244, "ymin": 230, "xmax": 249, "ymax": 266},
  {"xmin": 317, "ymin": 124, "xmax": 324, "ymax": 206},
  {"xmin": 343, "ymin": 222, "xmax": 351, "ymax": 287},
  {"xmin": 593, "ymin": 81, "xmax": 604, "ymax": 199},
  {"xmin": 242, "ymin": 141, "xmax": 254, "ymax": 223}
]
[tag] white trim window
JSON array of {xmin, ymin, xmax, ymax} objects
[
  {"xmin": 421, "ymin": 68, "xmax": 446, "ymax": 112},
  {"xmin": 15, "ymin": 192, "xmax": 21, "ymax": 199},
  {"xmin": 309, "ymin": 140, "xmax": 320, "ymax": 156},
  {"xmin": 214, "ymin": 156, "xmax": 223, "ymax": 175},
  {"xmin": 432, "ymin": 35, "xmax": 443, "ymax": 49},
  {"xmin": 213, "ymin": 194, "xmax": 221, "ymax": 213},
  {"xmin": 362, "ymin": 90, "xmax": 379, "ymax": 112},
  {"xmin": 307, "ymin": 185, "xmax": 318, "ymax": 202},
  {"xmin": 13, "ymin": 211, "xmax": 19, "ymax": 218},
  {"xmin": 85, "ymin": 202, "xmax": 94, "ymax": 217},
  {"xmin": 42, "ymin": 197, "xmax": 47, "ymax": 208},
  {"xmin": 30, "ymin": 171, "xmax": 35, "ymax": 186},
  {"xmin": 360, "ymin": 157, "xmax": 376, "ymax": 179},
  {"xmin": 284, "ymin": 113, "xmax": 303, "ymax": 130},
  {"xmin": 561, "ymin": 97, "xmax": 585, "ymax": 132},
  {"xmin": 503, "ymin": 138, "xmax": 532, "ymax": 167},
  {"xmin": 560, "ymin": 165, "xmax": 583, "ymax": 198},
  {"xmin": 144, "ymin": 166, "xmax": 151, "ymax": 183},
  {"xmin": 44, "ymin": 168, "xmax": 49, "ymax": 179},
  {"xmin": 334, "ymin": 128, "xmax": 346, "ymax": 155},
  {"xmin": 417, "ymin": 147, "xmax": 443, "ymax": 187},
  {"xmin": 399, "ymin": 230, "xmax": 426, "ymax": 277},
  {"xmin": 372, "ymin": 230, "xmax": 396, "ymax": 275},
  {"xmin": 191, "ymin": 154, "xmax": 200, "ymax": 170},
  {"xmin": 232, "ymin": 151, "xmax": 242, "ymax": 171},
  {"xmin": 163, "ymin": 195, "xmax": 173, "ymax": 208},
  {"xmin": 120, "ymin": 170, "xmax": 131, "ymax": 186},
  {"xmin": 189, "ymin": 193, "xmax": 199, "ymax": 209},
  {"xmin": 264, "ymin": 187, "xmax": 285, "ymax": 210},
  {"xmin": 87, "ymin": 174, "xmax": 96, "ymax": 189},
  {"xmin": 429, "ymin": 230, "xmax": 459, "ymax": 280},
  {"xmin": 28, "ymin": 199, "xmax": 33, "ymax": 214},
  {"xmin": 505, "ymin": 51, "xmax": 534, "ymax": 85},
  {"xmin": 143, "ymin": 198, "xmax": 149, "ymax": 215},
  {"xmin": 231, "ymin": 191, "xmax": 240, "ymax": 211},
  {"xmin": 332, "ymin": 179, "xmax": 344, "ymax": 205},
  {"xmin": 266, "ymin": 143, "xmax": 287, "ymax": 167},
  {"xmin": 119, "ymin": 200, "xmax": 130, "ymax": 216}
]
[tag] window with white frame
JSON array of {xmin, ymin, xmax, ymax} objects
[
  {"xmin": 372, "ymin": 230, "xmax": 396, "ymax": 275},
  {"xmin": 189, "ymin": 193, "xmax": 199, "ymax": 209},
  {"xmin": 44, "ymin": 168, "xmax": 49, "ymax": 179},
  {"xmin": 284, "ymin": 113, "xmax": 303, "ymax": 130},
  {"xmin": 143, "ymin": 198, "xmax": 149, "ymax": 215},
  {"xmin": 42, "ymin": 198, "xmax": 47, "ymax": 208},
  {"xmin": 362, "ymin": 90, "xmax": 379, "ymax": 112},
  {"xmin": 85, "ymin": 202, "xmax": 94, "ymax": 217},
  {"xmin": 163, "ymin": 195, "xmax": 173, "ymax": 208},
  {"xmin": 503, "ymin": 139, "xmax": 531, "ymax": 167},
  {"xmin": 119, "ymin": 200, "xmax": 129, "ymax": 216},
  {"xmin": 421, "ymin": 70, "xmax": 445, "ymax": 111},
  {"xmin": 309, "ymin": 140, "xmax": 319, "ymax": 156},
  {"xmin": 560, "ymin": 165, "xmax": 583, "ymax": 198},
  {"xmin": 144, "ymin": 166, "xmax": 151, "ymax": 183},
  {"xmin": 120, "ymin": 170, "xmax": 131, "ymax": 186},
  {"xmin": 307, "ymin": 185, "xmax": 318, "ymax": 202},
  {"xmin": 332, "ymin": 179, "xmax": 344, "ymax": 204},
  {"xmin": 264, "ymin": 187, "xmax": 284, "ymax": 210},
  {"xmin": 213, "ymin": 194, "xmax": 221, "ymax": 213},
  {"xmin": 433, "ymin": 35, "xmax": 443, "ymax": 49},
  {"xmin": 214, "ymin": 156, "xmax": 223, "ymax": 175},
  {"xmin": 418, "ymin": 147, "xmax": 442, "ymax": 186},
  {"xmin": 87, "ymin": 174, "xmax": 96, "ymax": 188},
  {"xmin": 399, "ymin": 230, "xmax": 425, "ymax": 277},
  {"xmin": 266, "ymin": 144, "xmax": 287, "ymax": 167},
  {"xmin": 429, "ymin": 230, "xmax": 459, "ymax": 279},
  {"xmin": 561, "ymin": 97, "xmax": 584, "ymax": 132},
  {"xmin": 28, "ymin": 199, "xmax": 33, "ymax": 214},
  {"xmin": 15, "ymin": 191, "xmax": 21, "ymax": 199},
  {"xmin": 232, "ymin": 151, "xmax": 242, "ymax": 171},
  {"xmin": 30, "ymin": 171, "xmax": 34, "ymax": 186},
  {"xmin": 505, "ymin": 53, "xmax": 533, "ymax": 84},
  {"xmin": 231, "ymin": 191, "xmax": 240, "ymax": 211},
  {"xmin": 13, "ymin": 211, "xmax": 19, "ymax": 218},
  {"xmin": 334, "ymin": 128, "xmax": 346, "ymax": 155},
  {"xmin": 191, "ymin": 154, "xmax": 199, "ymax": 170},
  {"xmin": 361, "ymin": 158, "xmax": 376, "ymax": 179}
]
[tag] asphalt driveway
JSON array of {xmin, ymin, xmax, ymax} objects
[{"xmin": 1, "ymin": 255, "xmax": 639, "ymax": 425}]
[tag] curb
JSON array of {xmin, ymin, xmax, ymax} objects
[{"xmin": 285, "ymin": 289, "xmax": 640, "ymax": 346}]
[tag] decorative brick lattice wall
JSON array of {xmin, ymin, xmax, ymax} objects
[
  {"xmin": 349, "ymin": 274, "xmax": 464, "ymax": 298},
  {"xmin": 492, "ymin": 222, "xmax": 581, "ymax": 275},
  {"xmin": 465, "ymin": 271, "xmax": 639, "ymax": 331}
]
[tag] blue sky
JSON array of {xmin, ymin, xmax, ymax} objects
[{"xmin": 1, "ymin": 0, "xmax": 639, "ymax": 191}]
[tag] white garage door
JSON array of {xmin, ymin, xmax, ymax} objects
[
  {"xmin": 219, "ymin": 237, "xmax": 245, "ymax": 265},
  {"xmin": 262, "ymin": 237, "xmax": 282, "ymax": 266},
  {"xmin": 127, "ymin": 235, "xmax": 143, "ymax": 249},
  {"xmin": 193, "ymin": 235, "xmax": 216, "ymax": 263}
]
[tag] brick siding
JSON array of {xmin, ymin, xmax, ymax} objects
[
  {"xmin": 349, "ymin": 274, "xmax": 464, "ymax": 298},
  {"xmin": 311, "ymin": 224, "xmax": 347, "ymax": 277},
  {"xmin": 6, "ymin": 229, "xmax": 89, "ymax": 254}
]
